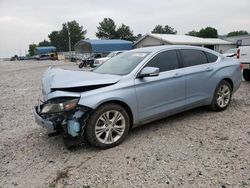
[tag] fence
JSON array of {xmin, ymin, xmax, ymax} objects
[{"xmin": 58, "ymin": 51, "xmax": 91, "ymax": 61}]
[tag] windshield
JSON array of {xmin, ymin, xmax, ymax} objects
[
  {"xmin": 93, "ymin": 52, "xmax": 150, "ymax": 75},
  {"xmin": 107, "ymin": 52, "xmax": 116, "ymax": 57}
]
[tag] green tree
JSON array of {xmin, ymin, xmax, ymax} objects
[
  {"xmin": 116, "ymin": 24, "xmax": 136, "ymax": 41},
  {"xmin": 96, "ymin": 18, "xmax": 117, "ymax": 39},
  {"xmin": 48, "ymin": 31, "xmax": 61, "ymax": 50},
  {"xmin": 136, "ymin": 33, "xmax": 142, "ymax": 40},
  {"xmin": 61, "ymin": 21, "xmax": 86, "ymax": 51},
  {"xmin": 28, "ymin": 44, "xmax": 37, "ymax": 56},
  {"xmin": 197, "ymin": 27, "xmax": 218, "ymax": 38},
  {"xmin": 48, "ymin": 20, "xmax": 86, "ymax": 51},
  {"xmin": 152, "ymin": 25, "xmax": 164, "ymax": 34},
  {"xmin": 38, "ymin": 40, "xmax": 51, "ymax": 46},
  {"xmin": 96, "ymin": 18, "xmax": 137, "ymax": 41},
  {"xmin": 186, "ymin": 27, "xmax": 218, "ymax": 38},
  {"xmin": 227, "ymin": 30, "xmax": 249, "ymax": 37},
  {"xmin": 186, "ymin": 30, "xmax": 199, "ymax": 37},
  {"xmin": 152, "ymin": 25, "xmax": 177, "ymax": 34}
]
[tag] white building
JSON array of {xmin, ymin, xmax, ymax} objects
[
  {"xmin": 134, "ymin": 33, "xmax": 234, "ymax": 53},
  {"xmin": 223, "ymin": 35, "xmax": 250, "ymax": 46}
]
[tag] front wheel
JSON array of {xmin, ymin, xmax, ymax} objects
[
  {"xmin": 243, "ymin": 69, "xmax": 250, "ymax": 81},
  {"xmin": 86, "ymin": 103, "xmax": 130, "ymax": 149},
  {"xmin": 209, "ymin": 80, "xmax": 232, "ymax": 111},
  {"xmin": 78, "ymin": 62, "xmax": 85, "ymax": 69}
]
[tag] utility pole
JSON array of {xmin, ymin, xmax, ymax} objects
[{"xmin": 67, "ymin": 22, "xmax": 71, "ymax": 60}]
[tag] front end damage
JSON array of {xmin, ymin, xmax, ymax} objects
[
  {"xmin": 34, "ymin": 97, "xmax": 92, "ymax": 142},
  {"xmin": 34, "ymin": 67, "xmax": 121, "ymax": 147}
]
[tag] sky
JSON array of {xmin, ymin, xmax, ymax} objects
[{"xmin": 0, "ymin": 0, "xmax": 250, "ymax": 58}]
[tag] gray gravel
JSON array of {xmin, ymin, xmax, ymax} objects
[{"xmin": 0, "ymin": 60, "xmax": 249, "ymax": 188}]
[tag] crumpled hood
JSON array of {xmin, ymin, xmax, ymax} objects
[{"xmin": 42, "ymin": 67, "xmax": 121, "ymax": 94}]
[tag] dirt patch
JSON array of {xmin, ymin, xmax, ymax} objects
[{"xmin": 49, "ymin": 168, "xmax": 70, "ymax": 187}]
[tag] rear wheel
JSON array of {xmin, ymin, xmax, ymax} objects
[
  {"xmin": 210, "ymin": 80, "xmax": 232, "ymax": 111},
  {"xmin": 243, "ymin": 69, "xmax": 250, "ymax": 81},
  {"xmin": 86, "ymin": 103, "xmax": 130, "ymax": 149}
]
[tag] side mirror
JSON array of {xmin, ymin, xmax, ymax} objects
[{"xmin": 137, "ymin": 67, "xmax": 160, "ymax": 78}]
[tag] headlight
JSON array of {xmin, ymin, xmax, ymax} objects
[{"xmin": 40, "ymin": 98, "xmax": 79, "ymax": 114}]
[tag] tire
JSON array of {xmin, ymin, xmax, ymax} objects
[
  {"xmin": 86, "ymin": 103, "xmax": 130, "ymax": 149},
  {"xmin": 209, "ymin": 80, "xmax": 232, "ymax": 111},
  {"xmin": 78, "ymin": 62, "xmax": 84, "ymax": 69},
  {"xmin": 243, "ymin": 69, "xmax": 250, "ymax": 81}
]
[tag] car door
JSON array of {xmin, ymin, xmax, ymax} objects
[
  {"xmin": 134, "ymin": 50, "xmax": 186, "ymax": 122},
  {"xmin": 179, "ymin": 49, "xmax": 218, "ymax": 107}
]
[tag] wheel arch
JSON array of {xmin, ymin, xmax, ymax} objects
[
  {"xmin": 222, "ymin": 78, "xmax": 234, "ymax": 91},
  {"xmin": 209, "ymin": 77, "xmax": 234, "ymax": 105},
  {"xmin": 96, "ymin": 100, "xmax": 134, "ymax": 129}
]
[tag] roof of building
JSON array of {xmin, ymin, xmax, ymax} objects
[
  {"xmin": 222, "ymin": 35, "xmax": 250, "ymax": 43},
  {"xmin": 135, "ymin": 33, "xmax": 233, "ymax": 46},
  {"xmin": 74, "ymin": 39, "xmax": 133, "ymax": 53},
  {"xmin": 35, "ymin": 46, "xmax": 56, "ymax": 54}
]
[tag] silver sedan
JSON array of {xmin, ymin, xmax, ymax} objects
[{"xmin": 34, "ymin": 45, "xmax": 241, "ymax": 149}]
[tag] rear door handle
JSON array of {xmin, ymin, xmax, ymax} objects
[
  {"xmin": 205, "ymin": 67, "xmax": 213, "ymax": 72},
  {"xmin": 173, "ymin": 73, "xmax": 183, "ymax": 78}
]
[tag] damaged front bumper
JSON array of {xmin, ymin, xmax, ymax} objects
[
  {"xmin": 33, "ymin": 106, "xmax": 55, "ymax": 130},
  {"xmin": 33, "ymin": 100, "xmax": 91, "ymax": 138}
]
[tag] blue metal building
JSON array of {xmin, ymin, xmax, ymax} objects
[
  {"xmin": 74, "ymin": 39, "xmax": 133, "ymax": 53},
  {"xmin": 35, "ymin": 46, "xmax": 56, "ymax": 54}
]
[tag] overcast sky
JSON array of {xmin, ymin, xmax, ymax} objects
[{"xmin": 0, "ymin": 0, "xmax": 249, "ymax": 58}]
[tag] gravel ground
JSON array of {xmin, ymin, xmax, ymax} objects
[{"xmin": 0, "ymin": 60, "xmax": 249, "ymax": 188}]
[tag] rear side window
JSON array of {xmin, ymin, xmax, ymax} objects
[
  {"xmin": 205, "ymin": 52, "xmax": 218, "ymax": 63},
  {"xmin": 146, "ymin": 50, "xmax": 179, "ymax": 72},
  {"xmin": 181, "ymin": 49, "xmax": 208, "ymax": 67}
]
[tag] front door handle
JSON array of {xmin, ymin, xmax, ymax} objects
[
  {"xmin": 205, "ymin": 67, "xmax": 213, "ymax": 72},
  {"xmin": 173, "ymin": 73, "xmax": 183, "ymax": 78}
]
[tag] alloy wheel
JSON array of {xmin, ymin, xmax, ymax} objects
[
  {"xmin": 94, "ymin": 110, "xmax": 126, "ymax": 144},
  {"xmin": 216, "ymin": 84, "xmax": 231, "ymax": 108}
]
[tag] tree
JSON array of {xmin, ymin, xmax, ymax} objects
[
  {"xmin": 152, "ymin": 25, "xmax": 164, "ymax": 34},
  {"xmin": 186, "ymin": 30, "xmax": 199, "ymax": 37},
  {"xmin": 186, "ymin": 27, "xmax": 218, "ymax": 38},
  {"xmin": 96, "ymin": 18, "xmax": 137, "ymax": 41},
  {"xmin": 152, "ymin": 25, "xmax": 177, "ymax": 34},
  {"xmin": 28, "ymin": 44, "xmax": 37, "ymax": 56},
  {"xmin": 136, "ymin": 33, "xmax": 142, "ymax": 41},
  {"xmin": 48, "ymin": 31, "xmax": 61, "ymax": 50},
  {"xmin": 38, "ymin": 40, "xmax": 51, "ymax": 46},
  {"xmin": 61, "ymin": 21, "xmax": 86, "ymax": 51},
  {"xmin": 197, "ymin": 27, "xmax": 218, "ymax": 38},
  {"xmin": 227, "ymin": 30, "xmax": 249, "ymax": 37},
  {"xmin": 48, "ymin": 20, "xmax": 86, "ymax": 51},
  {"xmin": 116, "ymin": 24, "xmax": 136, "ymax": 41},
  {"xmin": 96, "ymin": 18, "xmax": 117, "ymax": 39}
]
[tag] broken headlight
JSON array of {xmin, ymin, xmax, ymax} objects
[{"xmin": 40, "ymin": 98, "xmax": 79, "ymax": 114}]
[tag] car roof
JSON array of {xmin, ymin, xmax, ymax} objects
[{"xmin": 130, "ymin": 45, "xmax": 222, "ymax": 56}]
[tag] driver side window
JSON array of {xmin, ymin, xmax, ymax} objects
[{"xmin": 146, "ymin": 50, "xmax": 179, "ymax": 72}]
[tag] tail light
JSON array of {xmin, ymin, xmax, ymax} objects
[
  {"xmin": 240, "ymin": 63, "xmax": 243, "ymax": 70},
  {"xmin": 236, "ymin": 48, "xmax": 240, "ymax": 59}
]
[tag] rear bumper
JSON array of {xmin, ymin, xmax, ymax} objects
[
  {"xmin": 33, "ymin": 106, "xmax": 55, "ymax": 130},
  {"xmin": 242, "ymin": 63, "xmax": 250, "ymax": 70}
]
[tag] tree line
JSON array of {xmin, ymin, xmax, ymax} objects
[{"xmin": 28, "ymin": 18, "xmax": 249, "ymax": 56}]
